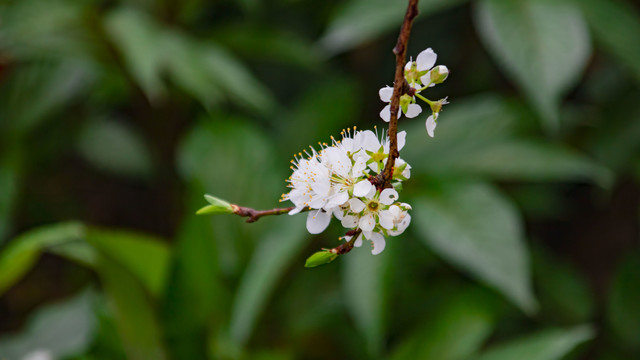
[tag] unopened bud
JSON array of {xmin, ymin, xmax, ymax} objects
[
  {"xmin": 430, "ymin": 65, "xmax": 449, "ymax": 84},
  {"xmin": 399, "ymin": 94, "xmax": 412, "ymax": 114}
]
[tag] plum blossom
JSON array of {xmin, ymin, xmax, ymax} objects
[
  {"xmin": 379, "ymin": 47, "xmax": 449, "ymax": 137},
  {"xmin": 282, "ymin": 128, "xmax": 413, "ymax": 255}
]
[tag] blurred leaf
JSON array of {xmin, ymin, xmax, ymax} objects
[
  {"xmin": 86, "ymin": 229, "xmax": 170, "ymax": 297},
  {"xmin": 391, "ymin": 288, "xmax": 496, "ymax": 360},
  {"xmin": 0, "ymin": 222, "xmax": 85, "ymax": 295},
  {"xmin": 413, "ymin": 182, "xmax": 537, "ymax": 313},
  {"xmin": 0, "ymin": 289, "xmax": 96, "ymax": 359},
  {"xmin": 281, "ymin": 77, "xmax": 360, "ymax": 156},
  {"xmin": 0, "ymin": 157, "xmax": 19, "ymax": 242},
  {"xmin": 1, "ymin": 59, "xmax": 95, "ymax": 136},
  {"xmin": 472, "ymin": 325, "xmax": 594, "ymax": 360},
  {"xmin": 0, "ymin": 0, "xmax": 90, "ymax": 59},
  {"xmin": 474, "ymin": 0, "xmax": 591, "ymax": 131},
  {"xmin": 96, "ymin": 255, "xmax": 167, "ymax": 360},
  {"xmin": 214, "ymin": 25, "xmax": 321, "ymax": 69},
  {"xmin": 304, "ymin": 250, "xmax": 338, "ymax": 268},
  {"xmin": 162, "ymin": 32, "xmax": 225, "ymax": 110},
  {"xmin": 320, "ymin": 0, "xmax": 468, "ymax": 54},
  {"xmin": 342, "ymin": 245, "xmax": 391, "ymax": 357},
  {"xmin": 77, "ymin": 118, "xmax": 153, "ymax": 179},
  {"xmin": 533, "ymin": 247, "xmax": 594, "ymax": 325},
  {"xmin": 47, "ymin": 240, "xmax": 97, "ymax": 268},
  {"xmin": 403, "ymin": 95, "xmax": 610, "ymax": 184},
  {"xmin": 197, "ymin": 44, "xmax": 275, "ymax": 113},
  {"xmin": 608, "ymin": 253, "xmax": 640, "ymax": 349},
  {"xmin": 104, "ymin": 7, "xmax": 165, "ymax": 101},
  {"xmin": 162, "ymin": 202, "xmax": 230, "ymax": 359},
  {"xmin": 580, "ymin": 0, "xmax": 640, "ymax": 83},
  {"xmin": 228, "ymin": 216, "xmax": 307, "ymax": 346},
  {"xmin": 589, "ymin": 100, "xmax": 640, "ymax": 172}
]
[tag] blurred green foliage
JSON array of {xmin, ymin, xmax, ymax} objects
[{"xmin": 0, "ymin": 0, "xmax": 639, "ymax": 359}]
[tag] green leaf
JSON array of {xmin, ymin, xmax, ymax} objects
[
  {"xmin": 0, "ymin": 289, "xmax": 96, "ymax": 359},
  {"xmin": 162, "ymin": 201, "xmax": 230, "ymax": 359},
  {"xmin": 474, "ymin": 0, "xmax": 591, "ymax": 131},
  {"xmin": 77, "ymin": 118, "xmax": 153, "ymax": 179},
  {"xmin": 342, "ymin": 245, "xmax": 392, "ymax": 357},
  {"xmin": 472, "ymin": 325, "xmax": 594, "ymax": 360},
  {"xmin": 533, "ymin": 247, "xmax": 594, "ymax": 325},
  {"xmin": 320, "ymin": 0, "xmax": 468, "ymax": 54},
  {"xmin": 86, "ymin": 229, "xmax": 170, "ymax": 297},
  {"xmin": 403, "ymin": 95, "xmax": 610, "ymax": 184},
  {"xmin": 196, "ymin": 194, "xmax": 234, "ymax": 215},
  {"xmin": 304, "ymin": 250, "xmax": 338, "ymax": 268},
  {"xmin": 104, "ymin": 7, "xmax": 165, "ymax": 101},
  {"xmin": 228, "ymin": 216, "xmax": 307, "ymax": 346},
  {"xmin": 607, "ymin": 253, "xmax": 640, "ymax": 349},
  {"xmin": 96, "ymin": 255, "xmax": 167, "ymax": 360},
  {"xmin": 0, "ymin": 222, "xmax": 85, "ymax": 295},
  {"xmin": 580, "ymin": 0, "xmax": 640, "ymax": 83},
  {"xmin": 413, "ymin": 182, "xmax": 537, "ymax": 313},
  {"xmin": 0, "ymin": 156, "xmax": 19, "ymax": 242},
  {"xmin": 391, "ymin": 288, "xmax": 496, "ymax": 360}
]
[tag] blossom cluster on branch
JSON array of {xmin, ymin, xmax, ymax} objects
[
  {"xmin": 379, "ymin": 48, "xmax": 449, "ymax": 137},
  {"xmin": 281, "ymin": 128, "xmax": 412, "ymax": 255}
]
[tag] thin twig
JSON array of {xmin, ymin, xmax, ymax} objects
[
  {"xmin": 329, "ymin": 229, "xmax": 362, "ymax": 255},
  {"xmin": 377, "ymin": 0, "xmax": 420, "ymax": 188},
  {"xmin": 231, "ymin": 204, "xmax": 297, "ymax": 223}
]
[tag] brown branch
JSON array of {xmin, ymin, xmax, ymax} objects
[
  {"xmin": 329, "ymin": 229, "xmax": 362, "ymax": 255},
  {"xmin": 231, "ymin": 204, "xmax": 300, "ymax": 223},
  {"xmin": 377, "ymin": 0, "xmax": 420, "ymax": 188}
]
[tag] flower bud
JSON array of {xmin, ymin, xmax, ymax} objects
[{"xmin": 430, "ymin": 65, "xmax": 449, "ymax": 84}]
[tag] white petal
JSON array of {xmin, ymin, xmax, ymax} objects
[
  {"xmin": 379, "ymin": 210, "xmax": 394, "ymax": 229},
  {"xmin": 352, "ymin": 157, "xmax": 367, "ymax": 177},
  {"xmin": 420, "ymin": 73, "xmax": 432, "ymax": 86},
  {"xmin": 341, "ymin": 215, "xmax": 358, "ymax": 228},
  {"xmin": 288, "ymin": 207, "xmax": 302, "ymax": 215},
  {"xmin": 326, "ymin": 190, "xmax": 349, "ymax": 208},
  {"xmin": 354, "ymin": 233, "xmax": 363, "ymax": 247},
  {"xmin": 404, "ymin": 103, "xmax": 422, "ymax": 118},
  {"xmin": 416, "ymin": 48, "xmax": 436, "ymax": 71},
  {"xmin": 404, "ymin": 61, "xmax": 413, "ymax": 71},
  {"xmin": 370, "ymin": 232, "xmax": 386, "ymax": 255},
  {"xmin": 426, "ymin": 114, "xmax": 438, "ymax": 138},
  {"xmin": 332, "ymin": 206, "xmax": 345, "ymax": 220},
  {"xmin": 380, "ymin": 188, "xmax": 399, "ymax": 205},
  {"xmin": 380, "ymin": 105, "xmax": 391, "ymax": 122},
  {"xmin": 306, "ymin": 210, "xmax": 331, "ymax": 234},
  {"xmin": 349, "ymin": 198, "xmax": 366, "ymax": 213},
  {"xmin": 365, "ymin": 186, "xmax": 377, "ymax": 199},
  {"xmin": 379, "ymin": 86, "xmax": 393, "ymax": 102},
  {"xmin": 359, "ymin": 213, "xmax": 376, "ymax": 232},
  {"xmin": 360, "ymin": 130, "xmax": 382, "ymax": 153},
  {"xmin": 322, "ymin": 147, "xmax": 351, "ymax": 178},
  {"xmin": 353, "ymin": 180, "xmax": 374, "ymax": 197},
  {"xmin": 397, "ymin": 131, "xmax": 406, "ymax": 151}
]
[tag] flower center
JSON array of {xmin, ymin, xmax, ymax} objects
[{"xmin": 367, "ymin": 200, "xmax": 379, "ymax": 212}]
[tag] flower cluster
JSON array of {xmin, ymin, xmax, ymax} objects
[
  {"xmin": 281, "ymin": 128, "xmax": 412, "ymax": 255},
  {"xmin": 379, "ymin": 48, "xmax": 449, "ymax": 137}
]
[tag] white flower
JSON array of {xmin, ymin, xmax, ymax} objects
[
  {"xmin": 283, "ymin": 153, "xmax": 332, "ymax": 214},
  {"xmin": 379, "ymin": 86, "xmax": 422, "ymax": 122},
  {"xmin": 426, "ymin": 113, "xmax": 438, "ymax": 138},
  {"xmin": 405, "ymin": 48, "xmax": 438, "ymax": 87}
]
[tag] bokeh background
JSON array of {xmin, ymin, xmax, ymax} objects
[{"xmin": 1, "ymin": 0, "xmax": 640, "ymax": 359}]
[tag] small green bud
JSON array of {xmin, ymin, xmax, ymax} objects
[
  {"xmin": 305, "ymin": 250, "xmax": 338, "ymax": 268},
  {"xmin": 430, "ymin": 65, "xmax": 449, "ymax": 84},
  {"xmin": 399, "ymin": 94, "xmax": 412, "ymax": 114},
  {"xmin": 196, "ymin": 195, "xmax": 234, "ymax": 215}
]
